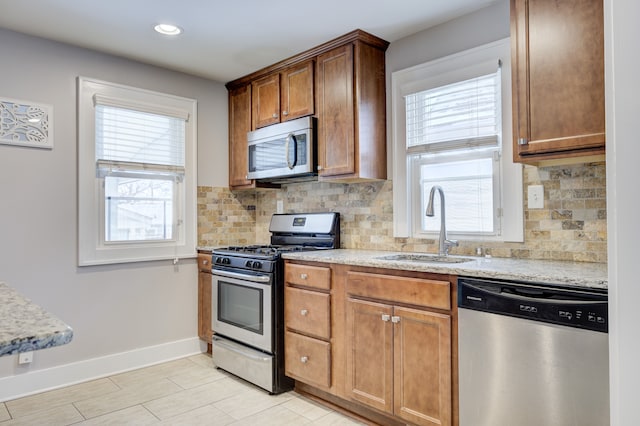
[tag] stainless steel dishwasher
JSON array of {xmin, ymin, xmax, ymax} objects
[{"xmin": 458, "ymin": 277, "xmax": 609, "ymax": 426}]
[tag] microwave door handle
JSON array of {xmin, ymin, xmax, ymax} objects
[{"xmin": 285, "ymin": 133, "xmax": 297, "ymax": 169}]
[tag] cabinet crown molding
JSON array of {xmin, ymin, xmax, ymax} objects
[{"xmin": 225, "ymin": 29, "xmax": 389, "ymax": 90}]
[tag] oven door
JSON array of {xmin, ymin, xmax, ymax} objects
[{"xmin": 212, "ymin": 268, "xmax": 272, "ymax": 353}]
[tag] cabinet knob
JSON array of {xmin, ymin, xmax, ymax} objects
[
  {"xmin": 272, "ymin": 113, "xmax": 278, "ymax": 118},
  {"xmin": 301, "ymin": 309, "xmax": 309, "ymax": 316},
  {"xmin": 203, "ymin": 260, "xmax": 208, "ymax": 265},
  {"xmin": 317, "ymin": 165, "xmax": 323, "ymax": 171},
  {"xmin": 300, "ymin": 273, "xmax": 308, "ymax": 280},
  {"xmin": 283, "ymin": 111, "xmax": 289, "ymax": 116},
  {"xmin": 391, "ymin": 316, "xmax": 401, "ymax": 323},
  {"xmin": 518, "ymin": 137, "xmax": 529, "ymax": 145},
  {"xmin": 381, "ymin": 314, "xmax": 391, "ymax": 322},
  {"xmin": 300, "ymin": 356, "xmax": 309, "ymax": 363}
]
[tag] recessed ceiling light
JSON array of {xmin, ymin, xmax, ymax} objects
[{"xmin": 154, "ymin": 23, "xmax": 182, "ymax": 36}]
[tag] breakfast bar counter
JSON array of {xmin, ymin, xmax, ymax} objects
[{"xmin": 0, "ymin": 282, "xmax": 73, "ymax": 356}]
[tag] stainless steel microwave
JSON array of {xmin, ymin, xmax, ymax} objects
[{"xmin": 247, "ymin": 116, "xmax": 316, "ymax": 182}]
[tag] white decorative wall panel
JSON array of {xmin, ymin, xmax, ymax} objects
[{"xmin": 0, "ymin": 97, "xmax": 53, "ymax": 149}]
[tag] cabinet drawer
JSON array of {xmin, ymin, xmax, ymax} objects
[
  {"xmin": 346, "ymin": 271, "xmax": 451, "ymax": 310},
  {"xmin": 197, "ymin": 254, "xmax": 212, "ymax": 272},
  {"xmin": 285, "ymin": 331, "xmax": 331, "ymax": 388},
  {"xmin": 285, "ymin": 287, "xmax": 330, "ymax": 339},
  {"xmin": 285, "ymin": 263, "xmax": 331, "ymax": 290}
]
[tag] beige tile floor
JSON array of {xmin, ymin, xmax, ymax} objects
[{"xmin": 0, "ymin": 353, "xmax": 365, "ymax": 425}]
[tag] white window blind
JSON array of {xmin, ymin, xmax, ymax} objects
[
  {"xmin": 95, "ymin": 104, "xmax": 185, "ymax": 172},
  {"xmin": 405, "ymin": 71, "xmax": 500, "ymax": 153}
]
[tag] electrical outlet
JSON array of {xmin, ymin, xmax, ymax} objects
[
  {"xmin": 18, "ymin": 351, "xmax": 33, "ymax": 364},
  {"xmin": 276, "ymin": 200, "xmax": 284, "ymax": 214},
  {"xmin": 528, "ymin": 185, "xmax": 544, "ymax": 209}
]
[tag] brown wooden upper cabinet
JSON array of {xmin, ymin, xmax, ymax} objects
[
  {"xmin": 316, "ymin": 40, "xmax": 387, "ymax": 181},
  {"xmin": 252, "ymin": 61, "xmax": 314, "ymax": 129},
  {"xmin": 511, "ymin": 0, "xmax": 605, "ymax": 164},
  {"xmin": 228, "ymin": 84, "xmax": 254, "ymax": 189},
  {"xmin": 225, "ymin": 30, "xmax": 389, "ymax": 190}
]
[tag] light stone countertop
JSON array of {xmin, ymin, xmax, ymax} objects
[
  {"xmin": 0, "ymin": 282, "xmax": 73, "ymax": 357},
  {"xmin": 282, "ymin": 249, "xmax": 608, "ymax": 289}
]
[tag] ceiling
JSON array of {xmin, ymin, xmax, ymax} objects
[{"xmin": 0, "ymin": 0, "xmax": 498, "ymax": 83}]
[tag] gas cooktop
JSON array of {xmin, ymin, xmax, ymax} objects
[
  {"xmin": 213, "ymin": 212, "xmax": 339, "ymax": 258},
  {"xmin": 214, "ymin": 245, "xmax": 318, "ymax": 257}
]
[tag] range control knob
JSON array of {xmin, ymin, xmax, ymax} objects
[
  {"xmin": 252, "ymin": 261, "xmax": 262, "ymax": 269},
  {"xmin": 245, "ymin": 260, "xmax": 253, "ymax": 268},
  {"xmin": 222, "ymin": 257, "xmax": 230, "ymax": 265}
]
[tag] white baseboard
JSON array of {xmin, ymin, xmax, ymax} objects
[{"xmin": 0, "ymin": 337, "xmax": 205, "ymax": 402}]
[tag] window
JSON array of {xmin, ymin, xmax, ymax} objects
[
  {"xmin": 392, "ymin": 39, "xmax": 523, "ymax": 242},
  {"xmin": 78, "ymin": 77, "xmax": 197, "ymax": 265}
]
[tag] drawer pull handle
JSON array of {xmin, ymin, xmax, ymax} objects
[
  {"xmin": 203, "ymin": 260, "xmax": 209, "ymax": 265},
  {"xmin": 391, "ymin": 316, "xmax": 401, "ymax": 323},
  {"xmin": 300, "ymin": 356, "xmax": 309, "ymax": 363},
  {"xmin": 301, "ymin": 309, "xmax": 308, "ymax": 316},
  {"xmin": 381, "ymin": 314, "xmax": 390, "ymax": 322},
  {"xmin": 300, "ymin": 273, "xmax": 308, "ymax": 280}
]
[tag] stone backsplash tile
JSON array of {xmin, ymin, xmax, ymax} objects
[
  {"xmin": 197, "ymin": 161, "xmax": 607, "ymax": 263},
  {"xmin": 197, "ymin": 186, "xmax": 257, "ymax": 248}
]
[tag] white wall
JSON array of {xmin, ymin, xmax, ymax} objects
[
  {"xmin": 604, "ymin": 0, "xmax": 640, "ymax": 424},
  {"xmin": 0, "ymin": 28, "xmax": 228, "ymax": 399},
  {"xmin": 386, "ymin": 0, "xmax": 509, "ymax": 74}
]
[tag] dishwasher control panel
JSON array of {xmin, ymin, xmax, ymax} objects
[{"xmin": 458, "ymin": 277, "xmax": 608, "ymax": 333}]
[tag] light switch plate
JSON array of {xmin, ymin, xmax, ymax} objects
[
  {"xmin": 276, "ymin": 200, "xmax": 284, "ymax": 214},
  {"xmin": 528, "ymin": 185, "xmax": 544, "ymax": 209}
]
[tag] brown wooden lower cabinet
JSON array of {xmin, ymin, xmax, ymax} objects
[
  {"xmin": 197, "ymin": 253, "xmax": 212, "ymax": 346},
  {"xmin": 284, "ymin": 261, "xmax": 458, "ymax": 426},
  {"xmin": 346, "ymin": 298, "xmax": 452, "ymax": 426}
]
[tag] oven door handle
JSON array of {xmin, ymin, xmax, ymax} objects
[{"xmin": 212, "ymin": 269, "xmax": 271, "ymax": 283}]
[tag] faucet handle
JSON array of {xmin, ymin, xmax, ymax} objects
[{"xmin": 444, "ymin": 239, "xmax": 459, "ymax": 254}]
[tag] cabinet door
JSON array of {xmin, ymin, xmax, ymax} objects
[
  {"xmin": 316, "ymin": 44, "xmax": 355, "ymax": 177},
  {"xmin": 281, "ymin": 61, "xmax": 314, "ymax": 122},
  {"xmin": 228, "ymin": 85, "xmax": 253, "ymax": 189},
  {"xmin": 252, "ymin": 74, "xmax": 280, "ymax": 129},
  {"xmin": 345, "ymin": 297, "xmax": 393, "ymax": 413},
  {"xmin": 198, "ymin": 271, "xmax": 212, "ymax": 344},
  {"xmin": 511, "ymin": 0, "xmax": 605, "ymax": 162},
  {"xmin": 393, "ymin": 306, "xmax": 451, "ymax": 426}
]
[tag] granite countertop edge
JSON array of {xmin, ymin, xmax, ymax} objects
[
  {"xmin": 281, "ymin": 249, "xmax": 608, "ymax": 289},
  {"xmin": 0, "ymin": 282, "xmax": 74, "ymax": 357}
]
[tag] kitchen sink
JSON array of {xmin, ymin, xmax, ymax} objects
[{"xmin": 377, "ymin": 254, "xmax": 474, "ymax": 264}]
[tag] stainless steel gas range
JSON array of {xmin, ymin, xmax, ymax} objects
[{"xmin": 210, "ymin": 212, "xmax": 340, "ymax": 394}]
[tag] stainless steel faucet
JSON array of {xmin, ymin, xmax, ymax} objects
[{"xmin": 426, "ymin": 185, "xmax": 459, "ymax": 256}]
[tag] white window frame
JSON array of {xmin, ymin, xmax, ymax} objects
[
  {"xmin": 78, "ymin": 77, "xmax": 197, "ymax": 265},
  {"xmin": 391, "ymin": 38, "xmax": 523, "ymax": 242}
]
